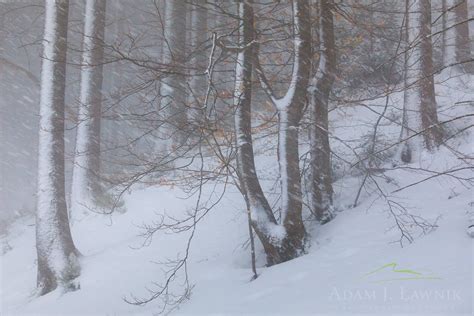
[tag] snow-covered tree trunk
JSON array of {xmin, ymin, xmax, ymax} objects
[
  {"xmin": 36, "ymin": 0, "xmax": 80, "ymax": 296},
  {"xmin": 160, "ymin": 0, "xmax": 188, "ymax": 144},
  {"xmin": 278, "ymin": 0, "xmax": 311, "ymax": 257},
  {"xmin": 401, "ymin": 0, "xmax": 412, "ymax": 163},
  {"xmin": 189, "ymin": 0, "xmax": 208, "ymax": 125},
  {"xmin": 402, "ymin": 0, "xmax": 443, "ymax": 161},
  {"xmin": 308, "ymin": 0, "xmax": 335, "ymax": 223},
  {"xmin": 255, "ymin": 0, "xmax": 311, "ymax": 259},
  {"xmin": 418, "ymin": 0, "xmax": 443, "ymax": 149},
  {"xmin": 233, "ymin": 0, "xmax": 286, "ymax": 266},
  {"xmin": 71, "ymin": 0, "xmax": 106, "ymax": 216},
  {"xmin": 453, "ymin": 0, "xmax": 473, "ymax": 71}
]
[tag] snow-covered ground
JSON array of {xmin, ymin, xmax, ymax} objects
[{"xmin": 1, "ymin": 73, "xmax": 473, "ymax": 315}]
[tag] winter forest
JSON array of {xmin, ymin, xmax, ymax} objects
[{"xmin": 0, "ymin": 0, "xmax": 473, "ymax": 315}]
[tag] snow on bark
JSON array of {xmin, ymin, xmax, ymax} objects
[
  {"xmin": 401, "ymin": 0, "xmax": 443, "ymax": 162},
  {"xmin": 36, "ymin": 0, "xmax": 80, "ymax": 295},
  {"xmin": 400, "ymin": 0, "xmax": 412, "ymax": 163},
  {"xmin": 403, "ymin": 0, "xmax": 425, "ymax": 160},
  {"xmin": 439, "ymin": 0, "xmax": 472, "ymax": 70},
  {"xmin": 233, "ymin": 0, "xmax": 287, "ymax": 265},
  {"xmin": 254, "ymin": 0, "xmax": 310, "ymax": 259},
  {"xmin": 308, "ymin": 0, "xmax": 335, "ymax": 223},
  {"xmin": 71, "ymin": 0, "xmax": 106, "ymax": 218}
]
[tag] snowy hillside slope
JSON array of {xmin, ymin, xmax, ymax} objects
[{"xmin": 1, "ymin": 73, "xmax": 473, "ymax": 315}]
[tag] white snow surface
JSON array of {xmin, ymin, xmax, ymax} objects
[{"xmin": 1, "ymin": 73, "xmax": 473, "ymax": 315}]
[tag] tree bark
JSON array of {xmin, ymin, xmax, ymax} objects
[
  {"xmin": 419, "ymin": 0, "xmax": 443, "ymax": 150},
  {"xmin": 441, "ymin": 0, "xmax": 448, "ymax": 66},
  {"xmin": 160, "ymin": 0, "xmax": 188, "ymax": 144},
  {"xmin": 308, "ymin": 0, "xmax": 335, "ymax": 223},
  {"xmin": 36, "ymin": 0, "xmax": 80, "ymax": 295},
  {"xmin": 234, "ymin": 0, "xmax": 312, "ymax": 265},
  {"xmin": 402, "ymin": 0, "xmax": 443, "ymax": 162},
  {"xmin": 453, "ymin": 0, "xmax": 473, "ymax": 71},
  {"xmin": 189, "ymin": 0, "xmax": 208, "ymax": 125},
  {"xmin": 401, "ymin": 0, "xmax": 412, "ymax": 163},
  {"xmin": 71, "ymin": 0, "xmax": 106, "ymax": 214},
  {"xmin": 234, "ymin": 0, "xmax": 287, "ymax": 266},
  {"xmin": 255, "ymin": 0, "xmax": 311, "ymax": 260},
  {"xmin": 274, "ymin": 0, "xmax": 311, "ymax": 256}
]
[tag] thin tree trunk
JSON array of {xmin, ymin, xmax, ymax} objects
[
  {"xmin": 276, "ymin": 0, "xmax": 311, "ymax": 256},
  {"xmin": 441, "ymin": 0, "xmax": 448, "ymax": 66},
  {"xmin": 255, "ymin": 0, "xmax": 311, "ymax": 259},
  {"xmin": 401, "ymin": 0, "xmax": 412, "ymax": 163},
  {"xmin": 71, "ymin": 0, "xmax": 106, "ymax": 214},
  {"xmin": 453, "ymin": 0, "xmax": 473, "ymax": 71},
  {"xmin": 36, "ymin": 0, "xmax": 80, "ymax": 296},
  {"xmin": 403, "ymin": 0, "xmax": 443, "ymax": 161},
  {"xmin": 278, "ymin": 100, "xmax": 307, "ymax": 257},
  {"xmin": 160, "ymin": 0, "xmax": 188, "ymax": 145},
  {"xmin": 189, "ymin": 0, "xmax": 208, "ymax": 125},
  {"xmin": 419, "ymin": 0, "xmax": 443, "ymax": 150},
  {"xmin": 308, "ymin": 0, "xmax": 335, "ymax": 223},
  {"xmin": 233, "ymin": 0, "xmax": 286, "ymax": 266}
]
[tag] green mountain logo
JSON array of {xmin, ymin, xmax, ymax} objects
[{"xmin": 363, "ymin": 262, "xmax": 442, "ymax": 283}]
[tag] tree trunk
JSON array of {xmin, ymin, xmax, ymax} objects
[
  {"xmin": 234, "ymin": 0, "xmax": 287, "ymax": 266},
  {"xmin": 254, "ymin": 0, "xmax": 311, "ymax": 260},
  {"xmin": 308, "ymin": 0, "xmax": 335, "ymax": 223},
  {"xmin": 401, "ymin": 0, "xmax": 412, "ymax": 163},
  {"xmin": 160, "ymin": 0, "xmax": 188, "ymax": 145},
  {"xmin": 36, "ymin": 0, "xmax": 80, "ymax": 296},
  {"xmin": 234, "ymin": 0, "xmax": 312, "ymax": 265},
  {"xmin": 403, "ymin": 0, "xmax": 443, "ymax": 161},
  {"xmin": 453, "ymin": 0, "xmax": 473, "ymax": 71},
  {"xmin": 419, "ymin": 0, "xmax": 443, "ymax": 150},
  {"xmin": 278, "ymin": 104, "xmax": 307, "ymax": 258},
  {"xmin": 71, "ymin": 0, "xmax": 106, "ymax": 215},
  {"xmin": 189, "ymin": 0, "xmax": 208, "ymax": 126},
  {"xmin": 441, "ymin": 0, "xmax": 448, "ymax": 66},
  {"xmin": 277, "ymin": 0, "xmax": 311, "ymax": 256}
]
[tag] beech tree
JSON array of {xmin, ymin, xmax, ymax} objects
[
  {"xmin": 160, "ymin": 0, "xmax": 188, "ymax": 144},
  {"xmin": 71, "ymin": 0, "xmax": 107, "ymax": 214},
  {"xmin": 233, "ymin": 0, "xmax": 282, "ymax": 266},
  {"xmin": 401, "ymin": 0, "xmax": 443, "ymax": 162},
  {"xmin": 233, "ymin": 0, "xmax": 311, "ymax": 265},
  {"xmin": 453, "ymin": 0, "xmax": 472, "ymax": 71},
  {"xmin": 188, "ymin": 0, "xmax": 208, "ymax": 126},
  {"xmin": 308, "ymin": 0, "xmax": 336, "ymax": 223},
  {"xmin": 36, "ymin": 0, "xmax": 80, "ymax": 295}
]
